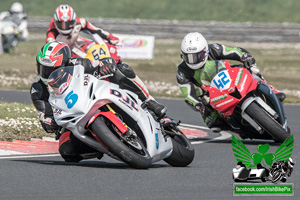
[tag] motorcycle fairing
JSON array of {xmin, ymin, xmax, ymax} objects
[
  {"xmin": 203, "ymin": 61, "xmax": 257, "ymax": 116},
  {"xmin": 202, "ymin": 61, "xmax": 288, "ymax": 135},
  {"xmin": 85, "ymin": 43, "xmax": 111, "ymax": 60},
  {"xmin": 69, "ymin": 33, "xmax": 120, "ymax": 63},
  {"xmin": 87, "ymin": 111, "xmax": 128, "ymax": 133},
  {"xmin": 49, "ymin": 65, "xmax": 173, "ymax": 161},
  {"xmin": 257, "ymin": 82, "xmax": 287, "ymax": 127}
]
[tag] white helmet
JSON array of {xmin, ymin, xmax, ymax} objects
[
  {"xmin": 54, "ymin": 5, "xmax": 77, "ymax": 35},
  {"xmin": 10, "ymin": 2, "xmax": 23, "ymax": 13},
  {"xmin": 181, "ymin": 32, "xmax": 209, "ymax": 70}
]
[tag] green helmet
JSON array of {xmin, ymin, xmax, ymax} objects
[{"xmin": 36, "ymin": 41, "xmax": 71, "ymax": 84}]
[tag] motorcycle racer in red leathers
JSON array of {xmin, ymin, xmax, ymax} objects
[{"xmin": 46, "ymin": 4, "xmax": 120, "ymax": 61}]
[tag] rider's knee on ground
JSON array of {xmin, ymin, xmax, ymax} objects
[
  {"xmin": 59, "ymin": 131, "xmax": 81, "ymax": 162},
  {"xmin": 59, "ymin": 130, "xmax": 97, "ymax": 163},
  {"xmin": 59, "ymin": 140, "xmax": 82, "ymax": 163},
  {"xmin": 204, "ymin": 109, "xmax": 227, "ymax": 131}
]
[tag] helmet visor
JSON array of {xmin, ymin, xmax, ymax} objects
[
  {"xmin": 55, "ymin": 20, "xmax": 75, "ymax": 31},
  {"xmin": 37, "ymin": 63, "xmax": 61, "ymax": 79},
  {"xmin": 48, "ymin": 66, "xmax": 74, "ymax": 96},
  {"xmin": 182, "ymin": 48, "xmax": 208, "ymax": 65}
]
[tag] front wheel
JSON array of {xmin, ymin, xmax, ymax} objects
[
  {"xmin": 163, "ymin": 127, "xmax": 194, "ymax": 167},
  {"xmin": 90, "ymin": 116, "xmax": 152, "ymax": 169},
  {"xmin": 245, "ymin": 102, "xmax": 290, "ymax": 143}
]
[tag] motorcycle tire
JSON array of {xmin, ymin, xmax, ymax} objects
[
  {"xmin": 245, "ymin": 101, "xmax": 290, "ymax": 143},
  {"xmin": 90, "ymin": 116, "xmax": 152, "ymax": 169},
  {"xmin": 164, "ymin": 128, "xmax": 194, "ymax": 167}
]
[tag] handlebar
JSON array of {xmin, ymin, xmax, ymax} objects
[{"xmin": 98, "ymin": 73, "xmax": 114, "ymax": 80}]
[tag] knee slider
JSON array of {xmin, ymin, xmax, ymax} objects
[
  {"xmin": 59, "ymin": 131, "xmax": 82, "ymax": 162},
  {"xmin": 59, "ymin": 141, "xmax": 82, "ymax": 162}
]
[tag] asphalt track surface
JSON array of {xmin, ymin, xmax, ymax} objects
[{"xmin": 0, "ymin": 89, "xmax": 299, "ymax": 200}]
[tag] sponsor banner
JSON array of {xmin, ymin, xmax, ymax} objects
[{"xmin": 114, "ymin": 34, "xmax": 155, "ymax": 60}]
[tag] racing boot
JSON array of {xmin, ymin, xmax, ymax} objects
[
  {"xmin": 258, "ymin": 75, "xmax": 286, "ymax": 102},
  {"xmin": 204, "ymin": 108, "xmax": 228, "ymax": 132},
  {"xmin": 145, "ymin": 99, "xmax": 167, "ymax": 119},
  {"xmin": 275, "ymin": 92, "xmax": 286, "ymax": 102}
]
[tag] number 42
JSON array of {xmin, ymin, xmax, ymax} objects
[{"xmin": 213, "ymin": 71, "xmax": 230, "ymax": 89}]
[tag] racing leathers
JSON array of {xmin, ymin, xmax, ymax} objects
[
  {"xmin": 46, "ymin": 17, "xmax": 119, "ymax": 45},
  {"xmin": 0, "ymin": 10, "xmax": 28, "ymax": 41},
  {"xmin": 176, "ymin": 43, "xmax": 284, "ymax": 131},
  {"xmin": 30, "ymin": 57, "xmax": 166, "ymax": 162}
]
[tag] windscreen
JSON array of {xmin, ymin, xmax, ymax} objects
[
  {"xmin": 201, "ymin": 61, "xmax": 232, "ymax": 90},
  {"xmin": 48, "ymin": 66, "xmax": 74, "ymax": 96}
]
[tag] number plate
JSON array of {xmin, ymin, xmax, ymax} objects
[{"xmin": 211, "ymin": 71, "xmax": 231, "ymax": 90}]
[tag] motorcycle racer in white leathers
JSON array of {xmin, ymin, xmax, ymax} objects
[{"xmin": 30, "ymin": 42, "xmax": 167, "ymax": 162}]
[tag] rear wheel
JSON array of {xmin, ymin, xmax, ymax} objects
[
  {"xmin": 245, "ymin": 102, "xmax": 290, "ymax": 143},
  {"xmin": 90, "ymin": 116, "xmax": 152, "ymax": 169},
  {"xmin": 163, "ymin": 127, "xmax": 194, "ymax": 167}
]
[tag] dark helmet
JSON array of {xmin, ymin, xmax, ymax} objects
[{"xmin": 36, "ymin": 42, "xmax": 71, "ymax": 84}]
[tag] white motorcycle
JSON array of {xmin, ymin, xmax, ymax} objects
[
  {"xmin": 0, "ymin": 20, "xmax": 19, "ymax": 53},
  {"xmin": 48, "ymin": 65, "xmax": 194, "ymax": 169}
]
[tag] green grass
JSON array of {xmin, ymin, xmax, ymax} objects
[
  {"xmin": 1, "ymin": 0, "xmax": 300, "ymax": 23},
  {"xmin": 0, "ymin": 101, "xmax": 54, "ymax": 141}
]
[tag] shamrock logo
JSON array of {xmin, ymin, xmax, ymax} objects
[
  {"xmin": 232, "ymin": 135, "xmax": 294, "ymax": 169},
  {"xmin": 251, "ymin": 144, "xmax": 275, "ymax": 167}
]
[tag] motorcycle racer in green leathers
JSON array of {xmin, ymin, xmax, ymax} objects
[{"xmin": 176, "ymin": 32, "xmax": 285, "ymax": 132}]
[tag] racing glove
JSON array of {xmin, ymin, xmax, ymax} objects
[
  {"xmin": 41, "ymin": 117, "xmax": 60, "ymax": 133},
  {"xmin": 195, "ymin": 102, "xmax": 205, "ymax": 115},
  {"xmin": 51, "ymin": 119, "xmax": 60, "ymax": 133},
  {"xmin": 107, "ymin": 34, "xmax": 119, "ymax": 45},
  {"xmin": 160, "ymin": 117, "xmax": 178, "ymax": 129},
  {"xmin": 194, "ymin": 101, "xmax": 214, "ymax": 119},
  {"xmin": 241, "ymin": 53, "xmax": 256, "ymax": 69},
  {"xmin": 185, "ymin": 100, "xmax": 207, "ymax": 116},
  {"xmin": 98, "ymin": 59, "xmax": 117, "ymax": 76}
]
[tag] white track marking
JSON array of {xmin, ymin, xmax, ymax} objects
[
  {"xmin": 0, "ymin": 124, "xmax": 230, "ymax": 159},
  {"xmin": 191, "ymin": 131, "xmax": 232, "ymax": 144},
  {"xmin": 0, "ymin": 154, "xmax": 60, "ymax": 159},
  {"xmin": 179, "ymin": 123, "xmax": 232, "ymax": 144},
  {"xmin": 179, "ymin": 123, "xmax": 210, "ymax": 130},
  {"xmin": 0, "ymin": 150, "xmax": 26, "ymax": 155}
]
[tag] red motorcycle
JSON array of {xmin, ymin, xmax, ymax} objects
[
  {"xmin": 202, "ymin": 60, "xmax": 290, "ymax": 143},
  {"xmin": 56, "ymin": 32, "xmax": 121, "ymax": 64}
]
